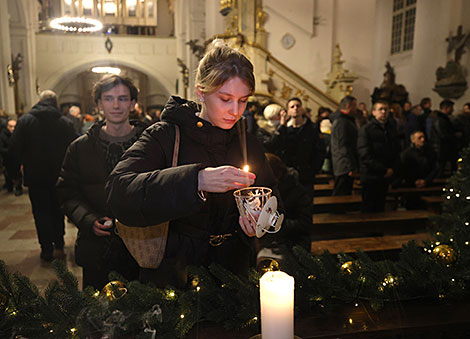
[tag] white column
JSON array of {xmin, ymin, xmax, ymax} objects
[
  {"xmin": 0, "ymin": 0, "xmax": 16, "ymax": 115},
  {"xmin": 174, "ymin": 0, "xmax": 206, "ymax": 99}
]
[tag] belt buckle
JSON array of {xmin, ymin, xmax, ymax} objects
[{"xmin": 209, "ymin": 233, "xmax": 232, "ymax": 247}]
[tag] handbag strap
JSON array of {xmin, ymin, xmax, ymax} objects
[{"xmin": 172, "ymin": 125, "xmax": 180, "ymax": 167}]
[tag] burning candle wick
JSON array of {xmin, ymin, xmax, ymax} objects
[{"xmin": 243, "ymin": 165, "xmax": 249, "ymax": 172}]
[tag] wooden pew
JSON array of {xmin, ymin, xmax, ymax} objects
[
  {"xmin": 388, "ymin": 185, "xmax": 444, "ymax": 196},
  {"xmin": 421, "ymin": 195, "xmax": 444, "ymax": 213},
  {"xmin": 314, "ymin": 182, "xmax": 361, "ymax": 196},
  {"xmin": 314, "ymin": 183, "xmax": 334, "ymax": 196},
  {"xmin": 314, "ymin": 195, "xmax": 362, "ymax": 213},
  {"xmin": 313, "ymin": 195, "xmax": 396, "ymax": 213},
  {"xmin": 311, "ymin": 232, "xmax": 431, "ymax": 255},
  {"xmin": 315, "ymin": 173, "xmax": 334, "ymax": 184},
  {"xmin": 312, "ymin": 210, "xmax": 435, "ymax": 239}
]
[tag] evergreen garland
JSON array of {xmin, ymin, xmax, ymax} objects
[{"xmin": 2, "ymin": 148, "xmax": 470, "ymax": 338}]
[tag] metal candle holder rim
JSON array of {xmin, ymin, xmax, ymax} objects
[{"xmin": 233, "ymin": 187, "xmax": 272, "ymax": 197}]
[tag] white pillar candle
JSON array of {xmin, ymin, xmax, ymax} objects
[{"xmin": 260, "ymin": 271, "xmax": 295, "ymax": 339}]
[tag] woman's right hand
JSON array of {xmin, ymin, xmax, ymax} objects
[{"xmin": 198, "ymin": 166, "xmax": 256, "ymax": 193}]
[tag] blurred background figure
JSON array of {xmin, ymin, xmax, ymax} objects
[
  {"xmin": 256, "ymin": 103, "xmax": 282, "ymax": 152},
  {"xmin": 81, "ymin": 114, "xmax": 96, "ymax": 134},
  {"xmin": 243, "ymin": 98, "xmax": 260, "ymax": 134},
  {"xmin": 330, "ymin": 96, "xmax": 359, "ymax": 195},
  {"xmin": 65, "ymin": 105, "xmax": 83, "ymax": 135},
  {"xmin": 8, "ymin": 90, "xmax": 78, "ymax": 262},
  {"xmin": 430, "ymin": 99, "xmax": 457, "ymax": 177},
  {"xmin": 398, "ymin": 130, "xmax": 439, "ymax": 209},
  {"xmin": 453, "ymin": 102, "xmax": 470, "ymax": 153},
  {"xmin": 0, "ymin": 119, "xmax": 23, "ymax": 195}
]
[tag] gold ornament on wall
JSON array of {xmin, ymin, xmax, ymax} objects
[{"xmin": 281, "ymin": 83, "xmax": 293, "ymax": 100}]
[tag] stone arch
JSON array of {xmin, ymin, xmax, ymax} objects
[{"xmin": 47, "ymin": 59, "xmax": 172, "ymax": 98}]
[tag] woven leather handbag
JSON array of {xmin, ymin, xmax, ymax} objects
[{"xmin": 115, "ymin": 124, "xmax": 180, "ymax": 269}]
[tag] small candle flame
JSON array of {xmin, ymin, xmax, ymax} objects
[{"xmin": 243, "ymin": 165, "xmax": 249, "ymax": 172}]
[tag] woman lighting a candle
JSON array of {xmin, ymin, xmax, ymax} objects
[{"xmin": 106, "ymin": 39, "xmax": 281, "ymax": 287}]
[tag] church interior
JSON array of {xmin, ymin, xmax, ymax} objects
[{"xmin": 2, "ymin": 0, "xmax": 470, "ymax": 338}]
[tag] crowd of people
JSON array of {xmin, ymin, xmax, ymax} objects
[
  {"xmin": 0, "ymin": 40, "xmax": 468, "ymax": 291},
  {"xmin": 252, "ymin": 95, "xmax": 468, "ymax": 212}
]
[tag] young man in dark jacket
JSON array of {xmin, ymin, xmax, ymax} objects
[
  {"xmin": 57, "ymin": 75, "xmax": 145, "ymax": 290},
  {"xmin": 357, "ymin": 100, "xmax": 400, "ymax": 212},
  {"xmin": 8, "ymin": 90, "xmax": 78, "ymax": 261},
  {"xmin": 270, "ymin": 97, "xmax": 325, "ymax": 199}
]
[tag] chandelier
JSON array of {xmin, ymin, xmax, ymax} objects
[
  {"xmin": 50, "ymin": 17, "xmax": 103, "ymax": 33},
  {"xmin": 92, "ymin": 66, "xmax": 121, "ymax": 74}
]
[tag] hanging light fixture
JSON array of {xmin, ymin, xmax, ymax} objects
[
  {"xmin": 91, "ymin": 66, "xmax": 121, "ymax": 74},
  {"xmin": 50, "ymin": 16, "xmax": 103, "ymax": 32}
]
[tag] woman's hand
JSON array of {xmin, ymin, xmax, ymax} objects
[
  {"xmin": 239, "ymin": 215, "xmax": 256, "ymax": 237},
  {"xmin": 93, "ymin": 217, "xmax": 113, "ymax": 236},
  {"xmin": 198, "ymin": 166, "xmax": 256, "ymax": 193}
]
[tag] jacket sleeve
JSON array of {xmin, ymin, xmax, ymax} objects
[
  {"xmin": 106, "ymin": 127, "xmax": 204, "ymax": 227},
  {"xmin": 56, "ymin": 141, "xmax": 102, "ymax": 237},
  {"xmin": 331, "ymin": 120, "xmax": 354, "ymax": 175}
]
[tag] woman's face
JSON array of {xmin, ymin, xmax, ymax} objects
[{"xmin": 198, "ymin": 76, "xmax": 251, "ymax": 129}]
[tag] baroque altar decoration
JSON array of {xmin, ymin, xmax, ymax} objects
[
  {"xmin": 371, "ymin": 61, "xmax": 409, "ymax": 106},
  {"xmin": 433, "ymin": 25, "xmax": 469, "ymax": 99}
]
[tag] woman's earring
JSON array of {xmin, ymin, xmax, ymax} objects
[{"xmin": 199, "ymin": 97, "xmax": 204, "ymax": 102}]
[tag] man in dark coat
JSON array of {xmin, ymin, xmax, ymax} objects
[
  {"xmin": 398, "ymin": 130, "xmax": 439, "ymax": 209},
  {"xmin": 271, "ymin": 97, "xmax": 324, "ymax": 198},
  {"xmin": 8, "ymin": 90, "xmax": 78, "ymax": 261},
  {"xmin": 430, "ymin": 99, "xmax": 458, "ymax": 177},
  {"xmin": 0, "ymin": 119, "xmax": 22, "ymax": 195},
  {"xmin": 57, "ymin": 75, "xmax": 144, "ymax": 290},
  {"xmin": 330, "ymin": 96, "xmax": 359, "ymax": 195},
  {"xmin": 358, "ymin": 100, "xmax": 400, "ymax": 212}
]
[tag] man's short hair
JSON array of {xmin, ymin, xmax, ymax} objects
[
  {"xmin": 410, "ymin": 130, "xmax": 424, "ymax": 137},
  {"xmin": 440, "ymin": 99, "xmax": 454, "ymax": 109},
  {"xmin": 420, "ymin": 97, "xmax": 431, "ymax": 106},
  {"xmin": 339, "ymin": 96, "xmax": 357, "ymax": 109},
  {"xmin": 286, "ymin": 97, "xmax": 302, "ymax": 107},
  {"xmin": 39, "ymin": 90, "xmax": 58, "ymax": 107},
  {"xmin": 372, "ymin": 99, "xmax": 389, "ymax": 110},
  {"xmin": 93, "ymin": 74, "xmax": 138, "ymax": 105},
  {"xmin": 318, "ymin": 106, "xmax": 332, "ymax": 115}
]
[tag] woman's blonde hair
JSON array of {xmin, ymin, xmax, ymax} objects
[
  {"xmin": 195, "ymin": 39, "xmax": 255, "ymax": 95},
  {"xmin": 263, "ymin": 104, "xmax": 283, "ymax": 120}
]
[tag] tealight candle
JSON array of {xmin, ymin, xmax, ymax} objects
[{"xmin": 260, "ymin": 271, "xmax": 294, "ymax": 339}]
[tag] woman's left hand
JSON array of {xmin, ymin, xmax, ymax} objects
[{"xmin": 239, "ymin": 215, "xmax": 256, "ymax": 237}]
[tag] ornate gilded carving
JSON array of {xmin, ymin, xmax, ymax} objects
[
  {"xmin": 220, "ymin": 0, "xmax": 234, "ymax": 16},
  {"xmin": 281, "ymin": 83, "xmax": 293, "ymax": 100},
  {"xmin": 323, "ymin": 44, "xmax": 357, "ymax": 101},
  {"xmin": 256, "ymin": 6, "xmax": 267, "ymax": 32},
  {"xmin": 186, "ymin": 39, "xmax": 206, "ymax": 59}
]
